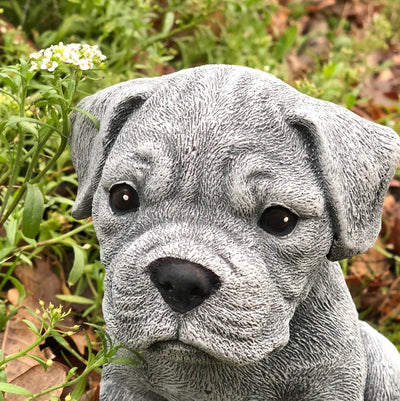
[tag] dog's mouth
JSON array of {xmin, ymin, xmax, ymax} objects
[{"xmin": 146, "ymin": 340, "xmax": 218, "ymax": 364}]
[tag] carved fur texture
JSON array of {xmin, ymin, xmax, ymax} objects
[{"xmin": 69, "ymin": 65, "xmax": 400, "ymax": 400}]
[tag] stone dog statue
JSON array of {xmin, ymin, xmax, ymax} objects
[{"xmin": 69, "ymin": 65, "xmax": 400, "ymax": 400}]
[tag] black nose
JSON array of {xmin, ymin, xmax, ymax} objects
[{"xmin": 149, "ymin": 258, "xmax": 221, "ymax": 314}]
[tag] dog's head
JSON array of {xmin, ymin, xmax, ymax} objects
[{"xmin": 69, "ymin": 65, "xmax": 400, "ymax": 365}]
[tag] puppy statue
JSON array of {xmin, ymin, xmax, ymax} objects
[{"xmin": 69, "ymin": 65, "xmax": 400, "ymax": 400}]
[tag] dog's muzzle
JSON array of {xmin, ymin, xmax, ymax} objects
[{"xmin": 148, "ymin": 257, "xmax": 221, "ymax": 313}]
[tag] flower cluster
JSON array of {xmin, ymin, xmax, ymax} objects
[{"xmin": 29, "ymin": 42, "xmax": 106, "ymax": 72}]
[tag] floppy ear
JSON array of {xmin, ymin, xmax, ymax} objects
[
  {"xmin": 69, "ymin": 77, "xmax": 164, "ymax": 219},
  {"xmin": 283, "ymin": 95, "xmax": 400, "ymax": 261}
]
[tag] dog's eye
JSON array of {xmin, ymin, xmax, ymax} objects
[
  {"xmin": 109, "ymin": 183, "xmax": 140, "ymax": 214},
  {"xmin": 258, "ymin": 206, "xmax": 298, "ymax": 236}
]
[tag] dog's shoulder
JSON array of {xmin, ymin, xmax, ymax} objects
[{"xmin": 360, "ymin": 321, "xmax": 400, "ymax": 401}]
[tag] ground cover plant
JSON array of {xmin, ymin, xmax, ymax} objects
[{"xmin": 0, "ymin": 0, "xmax": 399, "ymax": 399}]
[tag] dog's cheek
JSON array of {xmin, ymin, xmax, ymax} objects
[{"xmin": 267, "ymin": 215, "xmax": 333, "ymax": 302}]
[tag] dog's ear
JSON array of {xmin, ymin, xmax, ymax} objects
[
  {"xmin": 284, "ymin": 95, "xmax": 400, "ymax": 261},
  {"xmin": 69, "ymin": 77, "xmax": 163, "ymax": 219}
]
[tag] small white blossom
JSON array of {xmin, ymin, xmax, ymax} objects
[
  {"xmin": 29, "ymin": 61, "xmax": 39, "ymax": 71},
  {"xmin": 29, "ymin": 51, "xmax": 41, "ymax": 60},
  {"xmin": 48, "ymin": 61, "xmax": 58, "ymax": 72},
  {"xmin": 77, "ymin": 59, "xmax": 92, "ymax": 70},
  {"xmin": 28, "ymin": 42, "xmax": 106, "ymax": 72}
]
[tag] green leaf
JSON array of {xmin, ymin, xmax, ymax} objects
[
  {"xmin": 19, "ymin": 253, "xmax": 33, "ymax": 267},
  {"xmin": 71, "ymin": 107, "xmax": 100, "ymax": 130},
  {"xmin": 0, "ymin": 247, "xmax": 15, "ymax": 261},
  {"xmin": 22, "ymin": 184, "xmax": 44, "ymax": 239},
  {"xmin": 109, "ymin": 356, "xmax": 140, "ymax": 366},
  {"xmin": 6, "ymin": 116, "xmax": 62, "ymax": 136},
  {"xmin": 0, "ymin": 362, "xmax": 7, "ymax": 384},
  {"xmin": 0, "ymin": 383, "xmax": 32, "ymax": 396},
  {"xmin": 68, "ymin": 245, "xmax": 86, "ymax": 286},
  {"xmin": 64, "ymin": 79, "xmax": 77, "ymax": 101},
  {"xmin": 56, "ymin": 295, "xmax": 94, "ymax": 305},
  {"xmin": 0, "ymin": 74, "xmax": 18, "ymax": 92},
  {"xmin": 18, "ymin": 122, "xmax": 38, "ymax": 136},
  {"xmin": 70, "ymin": 376, "xmax": 86, "ymax": 399},
  {"xmin": 66, "ymin": 367, "xmax": 78, "ymax": 381},
  {"xmin": 22, "ymin": 319, "xmax": 39, "ymax": 334},
  {"xmin": 27, "ymin": 355, "xmax": 47, "ymax": 369},
  {"xmin": 162, "ymin": 12, "xmax": 175, "ymax": 35},
  {"xmin": 0, "ymin": 301, "xmax": 7, "ymax": 331},
  {"xmin": 0, "ymin": 121, "xmax": 7, "ymax": 133},
  {"xmin": 2, "ymin": 276, "xmax": 26, "ymax": 304}
]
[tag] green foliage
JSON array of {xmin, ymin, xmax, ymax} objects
[{"xmin": 0, "ymin": 302, "xmax": 128, "ymax": 400}]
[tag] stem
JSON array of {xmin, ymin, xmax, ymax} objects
[
  {"xmin": 0, "ymin": 259, "xmax": 18, "ymax": 293},
  {"xmin": 85, "ymin": 273, "xmax": 98, "ymax": 298},
  {"xmin": 0, "ymin": 88, "xmax": 19, "ymax": 104},
  {"xmin": 0, "ymin": 327, "xmax": 51, "ymax": 368},
  {"xmin": 0, "ymin": 222, "xmax": 93, "ymax": 265},
  {"xmin": 373, "ymin": 244, "xmax": 400, "ymax": 263},
  {"xmin": 0, "ymin": 184, "xmax": 27, "ymax": 228},
  {"xmin": 30, "ymin": 134, "xmax": 69, "ymax": 184},
  {"xmin": 29, "ymin": 357, "xmax": 105, "ymax": 400},
  {"xmin": 0, "ymin": 77, "xmax": 27, "ymax": 225},
  {"xmin": 0, "ymin": 129, "xmax": 24, "ymax": 219},
  {"xmin": 23, "ymin": 129, "xmax": 54, "ymax": 184}
]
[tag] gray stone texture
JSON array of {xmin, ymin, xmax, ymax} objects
[{"xmin": 70, "ymin": 65, "xmax": 400, "ymax": 400}]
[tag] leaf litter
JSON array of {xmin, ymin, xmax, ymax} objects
[{"xmin": 1, "ymin": 259, "xmax": 100, "ymax": 399}]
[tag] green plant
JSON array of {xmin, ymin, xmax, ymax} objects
[
  {"xmin": 0, "ymin": 302, "xmax": 134, "ymax": 401},
  {"xmin": 0, "ymin": 42, "xmax": 105, "ymax": 252}
]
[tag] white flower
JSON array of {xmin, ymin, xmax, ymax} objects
[
  {"xmin": 43, "ymin": 48, "xmax": 53, "ymax": 58},
  {"xmin": 77, "ymin": 59, "xmax": 92, "ymax": 70},
  {"xmin": 28, "ymin": 42, "xmax": 106, "ymax": 72},
  {"xmin": 40, "ymin": 58, "xmax": 51, "ymax": 70},
  {"xmin": 30, "ymin": 52, "xmax": 41, "ymax": 60},
  {"xmin": 48, "ymin": 61, "xmax": 58, "ymax": 72},
  {"xmin": 29, "ymin": 61, "xmax": 39, "ymax": 71}
]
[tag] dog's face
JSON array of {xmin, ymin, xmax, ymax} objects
[{"xmin": 69, "ymin": 65, "xmax": 400, "ymax": 366}]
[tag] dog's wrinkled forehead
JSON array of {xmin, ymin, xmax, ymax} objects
[
  {"xmin": 102, "ymin": 69, "xmax": 317, "ymax": 210},
  {"xmin": 113, "ymin": 67, "xmax": 286, "ymax": 151}
]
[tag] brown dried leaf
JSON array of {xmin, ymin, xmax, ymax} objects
[
  {"xmin": 389, "ymin": 179, "xmax": 400, "ymax": 188},
  {"xmin": 306, "ymin": 0, "xmax": 336, "ymax": 13},
  {"xmin": 382, "ymin": 194, "xmax": 400, "ymax": 254},
  {"xmin": 378, "ymin": 278, "xmax": 400, "ymax": 323},
  {"xmin": 7, "ymin": 363, "xmax": 67, "ymax": 401},
  {"xmin": 269, "ymin": 7, "xmax": 290, "ymax": 37},
  {"xmin": 352, "ymin": 101, "xmax": 393, "ymax": 122},
  {"xmin": 1, "ymin": 316, "xmax": 41, "ymax": 382},
  {"xmin": 350, "ymin": 239, "xmax": 390, "ymax": 279},
  {"xmin": 13, "ymin": 259, "xmax": 62, "ymax": 305},
  {"xmin": 7, "ymin": 289, "xmax": 19, "ymax": 307},
  {"xmin": 361, "ymin": 43, "xmax": 400, "ymax": 107},
  {"xmin": 2, "ymin": 259, "xmax": 74, "ymax": 381},
  {"xmin": 69, "ymin": 328, "xmax": 98, "ymax": 355}
]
